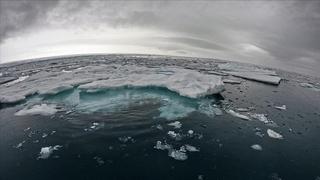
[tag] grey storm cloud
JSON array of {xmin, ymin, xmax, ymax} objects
[{"xmin": 1, "ymin": 0, "xmax": 320, "ymax": 76}]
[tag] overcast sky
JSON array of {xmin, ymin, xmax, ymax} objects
[{"xmin": 0, "ymin": 0, "xmax": 320, "ymax": 76}]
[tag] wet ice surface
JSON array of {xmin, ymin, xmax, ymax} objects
[{"xmin": 0, "ymin": 54, "xmax": 320, "ymax": 180}]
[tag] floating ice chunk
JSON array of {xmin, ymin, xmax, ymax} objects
[
  {"xmin": 251, "ymin": 144, "xmax": 263, "ymax": 151},
  {"xmin": 226, "ymin": 109, "xmax": 250, "ymax": 120},
  {"xmin": 154, "ymin": 141, "xmax": 172, "ymax": 150},
  {"xmin": 38, "ymin": 145, "xmax": 62, "ymax": 159},
  {"xmin": 155, "ymin": 124, "xmax": 163, "ymax": 130},
  {"xmin": 168, "ymin": 121, "xmax": 182, "ymax": 129},
  {"xmin": 4, "ymin": 76, "xmax": 29, "ymax": 86},
  {"xmin": 267, "ymin": 129, "xmax": 283, "ymax": 139},
  {"xmin": 185, "ymin": 144, "xmax": 200, "ymax": 152},
  {"xmin": 15, "ymin": 140, "xmax": 26, "ymax": 149},
  {"xmin": 274, "ymin": 105, "xmax": 286, "ymax": 110},
  {"xmin": 188, "ymin": 130, "xmax": 194, "ymax": 135},
  {"xmin": 299, "ymin": 83, "xmax": 320, "ymax": 92},
  {"xmin": 250, "ymin": 113, "xmax": 270, "ymax": 124},
  {"xmin": 15, "ymin": 104, "xmax": 58, "ymax": 116},
  {"xmin": 24, "ymin": 127, "xmax": 31, "ymax": 132},
  {"xmin": 42, "ymin": 133, "xmax": 48, "ymax": 138},
  {"xmin": 198, "ymin": 101, "xmax": 222, "ymax": 117},
  {"xmin": 237, "ymin": 107, "xmax": 254, "ymax": 112},
  {"xmin": 167, "ymin": 131, "xmax": 182, "ymax": 141},
  {"xmin": 168, "ymin": 149, "xmax": 188, "ymax": 161},
  {"xmin": 218, "ymin": 63, "xmax": 281, "ymax": 85}
]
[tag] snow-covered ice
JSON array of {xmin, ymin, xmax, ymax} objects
[
  {"xmin": 267, "ymin": 129, "xmax": 283, "ymax": 139},
  {"xmin": 226, "ymin": 109, "xmax": 250, "ymax": 120},
  {"xmin": 38, "ymin": 145, "xmax": 62, "ymax": 159},
  {"xmin": 251, "ymin": 144, "xmax": 263, "ymax": 151},
  {"xmin": 15, "ymin": 104, "xmax": 58, "ymax": 116}
]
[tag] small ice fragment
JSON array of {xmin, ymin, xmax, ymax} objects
[
  {"xmin": 92, "ymin": 122, "xmax": 99, "ymax": 126},
  {"xmin": 188, "ymin": 130, "xmax": 194, "ymax": 135},
  {"xmin": 50, "ymin": 130, "xmax": 56, "ymax": 135},
  {"xmin": 267, "ymin": 129, "xmax": 283, "ymax": 139},
  {"xmin": 236, "ymin": 107, "xmax": 253, "ymax": 112},
  {"xmin": 167, "ymin": 131, "xmax": 182, "ymax": 141},
  {"xmin": 38, "ymin": 145, "xmax": 62, "ymax": 159},
  {"xmin": 42, "ymin": 133, "xmax": 48, "ymax": 138},
  {"xmin": 93, "ymin": 156, "xmax": 105, "ymax": 166},
  {"xmin": 251, "ymin": 144, "xmax": 263, "ymax": 151},
  {"xmin": 24, "ymin": 127, "xmax": 31, "ymax": 132},
  {"xmin": 198, "ymin": 175, "xmax": 204, "ymax": 180},
  {"xmin": 274, "ymin": 105, "xmax": 286, "ymax": 110},
  {"xmin": 255, "ymin": 131, "xmax": 264, "ymax": 138},
  {"xmin": 15, "ymin": 140, "xmax": 26, "ymax": 149},
  {"xmin": 226, "ymin": 109, "xmax": 250, "ymax": 120},
  {"xmin": 155, "ymin": 124, "xmax": 163, "ymax": 130},
  {"xmin": 168, "ymin": 149, "xmax": 188, "ymax": 161},
  {"xmin": 185, "ymin": 144, "xmax": 200, "ymax": 152},
  {"xmin": 168, "ymin": 121, "xmax": 182, "ymax": 129},
  {"xmin": 154, "ymin": 141, "xmax": 172, "ymax": 150},
  {"xmin": 118, "ymin": 136, "xmax": 134, "ymax": 143}
]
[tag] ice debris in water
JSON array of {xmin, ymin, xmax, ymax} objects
[
  {"xmin": 267, "ymin": 129, "xmax": 283, "ymax": 139},
  {"xmin": 118, "ymin": 136, "xmax": 134, "ymax": 143},
  {"xmin": 251, "ymin": 144, "xmax": 263, "ymax": 151},
  {"xmin": 198, "ymin": 101, "xmax": 223, "ymax": 117},
  {"xmin": 158, "ymin": 101, "xmax": 195, "ymax": 120},
  {"xmin": 185, "ymin": 144, "xmax": 200, "ymax": 152},
  {"xmin": 167, "ymin": 131, "xmax": 183, "ymax": 141},
  {"xmin": 167, "ymin": 121, "xmax": 182, "ymax": 129},
  {"xmin": 15, "ymin": 104, "xmax": 58, "ymax": 116},
  {"xmin": 38, "ymin": 145, "xmax": 62, "ymax": 159},
  {"xmin": 93, "ymin": 156, "xmax": 105, "ymax": 166},
  {"xmin": 42, "ymin": 133, "xmax": 48, "ymax": 138},
  {"xmin": 168, "ymin": 149, "xmax": 188, "ymax": 161},
  {"xmin": 250, "ymin": 113, "xmax": 270, "ymax": 124},
  {"xmin": 218, "ymin": 63, "xmax": 281, "ymax": 85},
  {"xmin": 274, "ymin": 105, "xmax": 286, "ymax": 110},
  {"xmin": 299, "ymin": 83, "xmax": 320, "ymax": 92},
  {"xmin": 188, "ymin": 130, "xmax": 194, "ymax": 135},
  {"xmin": 226, "ymin": 109, "xmax": 250, "ymax": 120},
  {"xmin": 154, "ymin": 141, "xmax": 172, "ymax": 150},
  {"xmin": 15, "ymin": 140, "xmax": 26, "ymax": 149}
]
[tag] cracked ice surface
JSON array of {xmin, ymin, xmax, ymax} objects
[{"xmin": 0, "ymin": 65, "xmax": 224, "ymax": 104}]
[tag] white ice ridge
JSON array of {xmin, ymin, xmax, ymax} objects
[
  {"xmin": 0, "ymin": 65, "xmax": 225, "ymax": 103},
  {"xmin": 15, "ymin": 104, "xmax": 58, "ymax": 116},
  {"xmin": 218, "ymin": 63, "xmax": 281, "ymax": 85}
]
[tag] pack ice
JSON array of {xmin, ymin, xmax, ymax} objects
[{"xmin": 0, "ymin": 65, "xmax": 225, "ymax": 104}]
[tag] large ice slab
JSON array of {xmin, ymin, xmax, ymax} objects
[
  {"xmin": 0, "ymin": 65, "xmax": 225, "ymax": 104},
  {"xmin": 218, "ymin": 63, "xmax": 281, "ymax": 85}
]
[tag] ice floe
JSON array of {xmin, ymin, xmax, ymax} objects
[
  {"xmin": 218, "ymin": 63, "xmax": 281, "ymax": 85},
  {"xmin": 0, "ymin": 65, "xmax": 225, "ymax": 104},
  {"xmin": 251, "ymin": 144, "xmax": 263, "ymax": 151},
  {"xmin": 226, "ymin": 109, "xmax": 250, "ymax": 120},
  {"xmin": 38, "ymin": 145, "xmax": 62, "ymax": 159},
  {"xmin": 167, "ymin": 121, "xmax": 182, "ymax": 129},
  {"xmin": 15, "ymin": 104, "xmax": 58, "ymax": 116},
  {"xmin": 267, "ymin": 129, "xmax": 283, "ymax": 139}
]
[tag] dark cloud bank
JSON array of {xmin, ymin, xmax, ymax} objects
[{"xmin": 1, "ymin": 0, "xmax": 320, "ymax": 77}]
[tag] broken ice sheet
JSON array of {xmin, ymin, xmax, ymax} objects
[
  {"xmin": 38, "ymin": 145, "xmax": 62, "ymax": 159},
  {"xmin": 167, "ymin": 121, "xmax": 182, "ymax": 129},
  {"xmin": 267, "ymin": 129, "xmax": 283, "ymax": 139}
]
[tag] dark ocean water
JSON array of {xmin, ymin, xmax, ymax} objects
[{"xmin": 0, "ymin": 55, "xmax": 320, "ymax": 180}]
